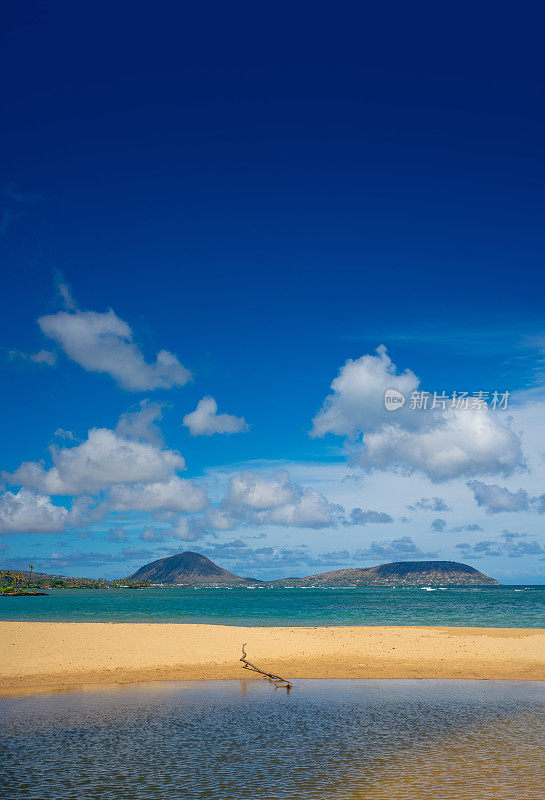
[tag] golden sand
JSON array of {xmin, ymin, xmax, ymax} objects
[{"xmin": 1, "ymin": 621, "xmax": 544, "ymax": 694}]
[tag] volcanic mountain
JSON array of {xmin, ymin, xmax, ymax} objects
[
  {"xmin": 269, "ymin": 560, "xmax": 500, "ymax": 587},
  {"xmin": 128, "ymin": 553, "xmax": 499, "ymax": 586},
  {"xmin": 128, "ymin": 551, "xmax": 259, "ymax": 585}
]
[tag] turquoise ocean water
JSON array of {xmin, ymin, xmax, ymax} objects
[{"xmin": 1, "ymin": 585, "xmax": 544, "ymax": 626}]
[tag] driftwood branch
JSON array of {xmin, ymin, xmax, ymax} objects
[{"xmin": 240, "ymin": 643, "xmax": 292, "ymax": 691}]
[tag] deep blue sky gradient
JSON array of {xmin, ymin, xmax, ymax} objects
[
  {"xmin": 2, "ymin": 3, "xmax": 544, "ymax": 471},
  {"xmin": 1, "ymin": 3, "xmax": 545, "ymax": 579}
]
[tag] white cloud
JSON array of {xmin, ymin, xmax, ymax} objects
[
  {"xmin": 311, "ymin": 346, "xmax": 420, "ymax": 438},
  {"xmin": 456, "ymin": 537, "xmax": 545, "ymax": 559},
  {"xmin": 55, "ymin": 274, "xmax": 77, "ymax": 311},
  {"xmin": 9, "ymin": 348, "xmax": 57, "ymax": 366},
  {"xmin": 353, "ymin": 536, "xmax": 436, "ymax": 560},
  {"xmin": 38, "ymin": 309, "xmax": 191, "ymax": 391},
  {"xmin": 0, "ymin": 489, "xmax": 68, "ymax": 534},
  {"xmin": 355, "ymin": 409, "xmax": 523, "ymax": 482},
  {"xmin": 455, "ymin": 540, "xmax": 504, "ymax": 558},
  {"xmin": 504, "ymin": 540, "xmax": 545, "ymax": 557},
  {"xmin": 115, "ymin": 400, "xmax": 165, "ymax": 444},
  {"xmin": 265, "ymin": 488, "xmax": 342, "ymax": 528},
  {"xmin": 349, "ymin": 508, "xmax": 394, "ymax": 525},
  {"xmin": 450, "ymin": 523, "xmax": 483, "ymax": 532},
  {"xmin": 311, "ymin": 347, "xmax": 524, "ymax": 482},
  {"xmin": 30, "ymin": 349, "xmax": 57, "ymax": 365},
  {"xmin": 170, "ymin": 517, "xmax": 208, "ymax": 541},
  {"xmin": 222, "ymin": 470, "xmax": 343, "ymax": 529},
  {"xmin": 67, "ymin": 495, "xmax": 109, "ymax": 526},
  {"xmin": 53, "ymin": 428, "xmax": 77, "ymax": 441},
  {"xmin": 139, "ymin": 528, "xmax": 170, "ymax": 542},
  {"xmin": 431, "ymin": 518, "xmax": 447, "ymax": 532},
  {"xmin": 110, "ymin": 476, "xmax": 208, "ymax": 514},
  {"xmin": 106, "ymin": 526, "xmax": 127, "ymax": 542},
  {"xmin": 408, "ymin": 496, "xmax": 450, "ymax": 512},
  {"xmin": 226, "ymin": 470, "xmax": 296, "ymax": 511},
  {"xmin": 4, "ymin": 427, "xmax": 185, "ymax": 495},
  {"xmin": 183, "ymin": 396, "xmax": 248, "ymax": 436},
  {"xmin": 204, "ymin": 508, "xmax": 238, "ymax": 531},
  {"xmin": 467, "ymin": 480, "xmax": 532, "ymax": 513}
]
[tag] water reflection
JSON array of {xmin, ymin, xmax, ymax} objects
[{"xmin": 1, "ymin": 680, "xmax": 544, "ymax": 799}]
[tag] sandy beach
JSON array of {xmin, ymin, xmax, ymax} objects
[{"xmin": 1, "ymin": 621, "xmax": 544, "ymax": 694}]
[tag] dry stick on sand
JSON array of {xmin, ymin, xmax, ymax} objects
[{"xmin": 240, "ymin": 643, "xmax": 292, "ymax": 691}]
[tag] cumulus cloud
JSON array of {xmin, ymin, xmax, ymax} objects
[
  {"xmin": 226, "ymin": 471, "xmax": 296, "ymax": 511},
  {"xmin": 311, "ymin": 347, "xmax": 524, "ymax": 482},
  {"xmin": 67, "ymin": 495, "xmax": 109, "ymax": 526},
  {"xmin": 408, "ymin": 497, "xmax": 450, "ymax": 512},
  {"xmin": 455, "ymin": 540, "xmax": 504, "ymax": 558},
  {"xmin": 139, "ymin": 528, "xmax": 170, "ymax": 542},
  {"xmin": 311, "ymin": 346, "xmax": 420, "ymax": 438},
  {"xmin": 265, "ymin": 489, "xmax": 342, "ymax": 528},
  {"xmin": 38, "ymin": 308, "xmax": 191, "ymax": 391},
  {"xmin": 222, "ymin": 470, "xmax": 344, "ymax": 529},
  {"xmin": 450, "ymin": 523, "xmax": 483, "ymax": 533},
  {"xmin": 110, "ymin": 476, "xmax": 208, "ymax": 514},
  {"xmin": 204, "ymin": 508, "xmax": 239, "ymax": 532},
  {"xmin": 467, "ymin": 480, "xmax": 535, "ymax": 514},
  {"xmin": 431, "ymin": 518, "xmax": 447, "ymax": 532},
  {"xmin": 500, "ymin": 529, "xmax": 528, "ymax": 542},
  {"xmin": 164, "ymin": 471, "xmax": 345, "ymax": 537},
  {"xmin": 350, "ymin": 508, "xmax": 394, "ymax": 525},
  {"xmin": 0, "ymin": 489, "xmax": 68, "ymax": 534},
  {"xmin": 504, "ymin": 540, "xmax": 545, "ymax": 557},
  {"xmin": 106, "ymin": 526, "xmax": 127, "ymax": 542},
  {"xmin": 115, "ymin": 400, "xmax": 165, "ymax": 445},
  {"xmin": 356, "ymin": 410, "xmax": 522, "ymax": 482},
  {"xmin": 168, "ymin": 518, "xmax": 207, "ymax": 541},
  {"xmin": 353, "ymin": 536, "xmax": 436, "ymax": 560},
  {"xmin": 4, "ymin": 427, "xmax": 185, "ymax": 495},
  {"xmin": 456, "ymin": 537, "xmax": 544, "ymax": 558},
  {"xmin": 183, "ymin": 396, "xmax": 248, "ymax": 436}
]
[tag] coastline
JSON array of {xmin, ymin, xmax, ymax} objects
[{"xmin": 1, "ymin": 621, "xmax": 544, "ymax": 695}]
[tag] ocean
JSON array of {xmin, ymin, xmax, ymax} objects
[
  {"xmin": 1, "ymin": 585, "xmax": 544, "ymax": 626},
  {"xmin": 2, "ymin": 680, "xmax": 544, "ymax": 799}
]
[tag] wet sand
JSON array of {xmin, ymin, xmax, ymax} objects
[{"xmin": 1, "ymin": 621, "xmax": 544, "ymax": 694}]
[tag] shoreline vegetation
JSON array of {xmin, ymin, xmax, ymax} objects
[
  {"xmin": 0, "ymin": 570, "xmax": 150, "ymax": 592},
  {"xmin": 1, "ymin": 622, "xmax": 544, "ymax": 695}
]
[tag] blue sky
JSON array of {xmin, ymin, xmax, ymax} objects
[{"xmin": 1, "ymin": 3, "xmax": 545, "ymax": 582}]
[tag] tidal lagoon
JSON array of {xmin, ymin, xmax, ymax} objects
[{"xmin": 2, "ymin": 679, "xmax": 544, "ymax": 800}]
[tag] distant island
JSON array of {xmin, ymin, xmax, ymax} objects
[
  {"xmin": 268, "ymin": 560, "xmax": 500, "ymax": 587},
  {"xmin": 128, "ymin": 551, "xmax": 500, "ymax": 587},
  {"xmin": 129, "ymin": 551, "xmax": 252, "ymax": 586},
  {"xmin": 1, "ymin": 552, "xmax": 501, "ymax": 591}
]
